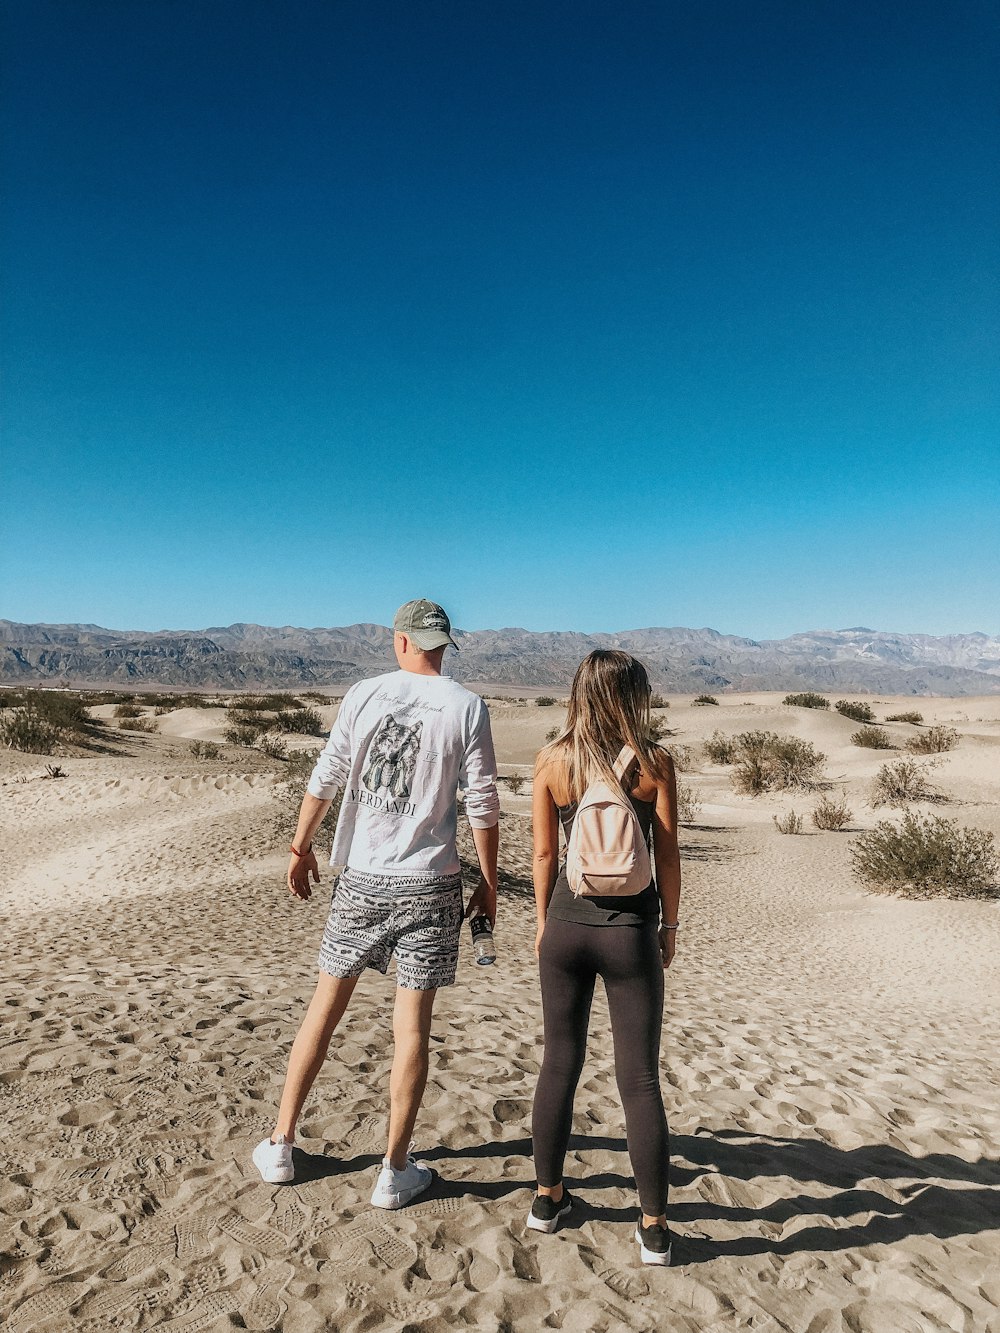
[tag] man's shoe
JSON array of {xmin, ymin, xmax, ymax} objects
[
  {"xmin": 526, "ymin": 1190, "xmax": 574, "ymax": 1234},
  {"xmin": 371, "ymin": 1154, "xmax": 434, "ymax": 1209},
  {"xmin": 252, "ymin": 1134, "xmax": 295, "ymax": 1184},
  {"xmin": 635, "ymin": 1220, "xmax": 672, "ymax": 1266}
]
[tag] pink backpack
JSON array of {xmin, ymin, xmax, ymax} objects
[{"xmin": 566, "ymin": 745, "xmax": 652, "ymax": 897}]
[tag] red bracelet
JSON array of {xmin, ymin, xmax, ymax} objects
[{"xmin": 290, "ymin": 842, "xmax": 313, "ymax": 857}]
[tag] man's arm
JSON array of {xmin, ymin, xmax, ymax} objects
[
  {"xmin": 460, "ymin": 699, "xmax": 501, "ymax": 924},
  {"xmin": 287, "ymin": 692, "xmax": 353, "ymax": 901}
]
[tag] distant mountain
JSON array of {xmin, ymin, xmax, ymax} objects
[{"xmin": 2, "ymin": 619, "xmax": 999, "ymax": 695}]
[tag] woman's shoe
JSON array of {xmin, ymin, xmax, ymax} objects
[
  {"xmin": 634, "ymin": 1220, "xmax": 672, "ymax": 1266},
  {"xmin": 251, "ymin": 1134, "xmax": 294, "ymax": 1184},
  {"xmin": 526, "ymin": 1190, "xmax": 574, "ymax": 1233}
]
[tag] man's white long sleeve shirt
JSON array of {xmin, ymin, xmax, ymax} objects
[{"xmin": 306, "ymin": 669, "xmax": 500, "ymax": 876}]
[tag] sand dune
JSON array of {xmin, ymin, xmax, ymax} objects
[{"xmin": 1, "ymin": 693, "xmax": 998, "ymax": 1331}]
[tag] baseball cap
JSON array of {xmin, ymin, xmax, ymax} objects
[{"xmin": 393, "ymin": 599, "xmax": 460, "ymax": 651}]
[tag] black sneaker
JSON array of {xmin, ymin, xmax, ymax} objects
[
  {"xmin": 635, "ymin": 1220, "xmax": 672, "ymax": 1266},
  {"xmin": 526, "ymin": 1190, "xmax": 574, "ymax": 1234}
]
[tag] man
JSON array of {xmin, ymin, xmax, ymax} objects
[{"xmin": 252, "ymin": 599, "xmax": 500, "ymax": 1209}]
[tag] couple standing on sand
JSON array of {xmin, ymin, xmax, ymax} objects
[{"xmin": 252, "ymin": 599, "xmax": 681, "ymax": 1267}]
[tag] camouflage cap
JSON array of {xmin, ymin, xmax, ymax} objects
[{"xmin": 393, "ymin": 599, "xmax": 460, "ymax": 651}]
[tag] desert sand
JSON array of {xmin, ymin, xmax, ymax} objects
[{"xmin": 2, "ymin": 692, "xmax": 999, "ymax": 1332}]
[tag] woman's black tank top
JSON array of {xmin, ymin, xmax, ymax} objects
[{"xmin": 546, "ymin": 793, "xmax": 660, "ymax": 927}]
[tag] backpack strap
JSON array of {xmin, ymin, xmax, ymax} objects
[{"xmin": 612, "ymin": 744, "xmax": 639, "ymax": 784}]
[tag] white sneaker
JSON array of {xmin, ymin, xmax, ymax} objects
[
  {"xmin": 370, "ymin": 1154, "xmax": 434, "ymax": 1209},
  {"xmin": 252, "ymin": 1134, "xmax": 294, "ymax": 1184}
]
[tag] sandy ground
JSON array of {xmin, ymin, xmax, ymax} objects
[{"xmin": 2, "ymin": 691, "xmax": 999, "ymax": 1332}]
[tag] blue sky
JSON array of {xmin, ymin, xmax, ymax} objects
[{"xmin": 2, "ymin": 1, "xmax": 997, "ymax": 638}]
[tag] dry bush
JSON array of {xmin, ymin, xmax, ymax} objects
[
  {"xmin": 505, "ymin": 773, "xmax": 526, "ymax": 795},
  {"xmin": 870, "ymin": 759, "xmax": 935, "ymax": 807},
  {"xmin": 773, "ymin": 810, "xmax": 804, "ymax": 834},
  {"xmin": 783, "ymin": 693, "xmax": 829, "ymax": 709},
  {"xmin": 256, "ymin": 736, "xmax": 288, "ymax": 761},
  {"xmin": 812, "ymin": 793, "xmax": 853, "ymax": 831},
  {"xmin": 114, "ymin": 702, "xmax": 143, "ymax": 719},
  {"xmin": 1, "ymin": 711, "xmax": 59, "ymax": 753},
  {"xmin": 189, "ymin": 740, "xmax": 221, "ymax": 760},
  {"xmin": 906, "ymin": 725, "xmax": 959, "ymax": 755},
  {"xmin": 886, "ymin": 711, "xmax": 923, "ymax": 725},
  {"xmin": 118, "ymin": 717, "xmax": 158, "ymax": 733},
  {"xmin": 676, "ymin": 780, "xmax": 701, "ymax": 824},
  {"xmin": 836, "ymin": 700, "xmax": 875, "ymax": 723},
  {"xmin": 275, "ymin": 707, "xmax": 325, "ymax": 736},
  {"xmin": 536, "ymin": 696, "xmax": 556, "ymax": 707},
  {"xmin": 704, "ymin": 731, "xmax": 737, "ymax": 764},
  {"xmin": 544, "ymin": 726, "xmax": 560, "ymax": 743},
  {"xmin": 650, "ymin": 694, "xmax": 669, "ymax": 709},
  {"xmin": 668, "ymin": 744, "xmax": 697, "ymax": 771},
  {"xmin": 732, "ymin": 733, "xmax": 825, "ymax": 795},
  {"xmin": 851, "ymin": 725, "xmax": 894, "ymax": 750},
  {"xmin": 223, "ymin": 725, "xmax": 259, "ymax": 748},
  {"xmin": 647, "ymin": 716, "xmax": 673, "ymax": 742},
  {"xmin": 851, "ymin": 812, "xmax": 998, "ymax": 899},
  {"xmin": 693, "ymin": 695, "xmax": 718, "ymax": 706}
]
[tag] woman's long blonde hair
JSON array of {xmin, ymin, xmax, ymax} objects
[{"xmin": 541, "ymin": 650, "xmax": 667, "ymax": 803}]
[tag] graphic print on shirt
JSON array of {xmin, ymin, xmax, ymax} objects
[{"xmin": 362, "ymin": 715, "xmax": 423, "ymax": 800}]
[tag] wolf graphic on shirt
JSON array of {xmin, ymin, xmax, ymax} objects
[{"xmin": 362, "ymin": 715, "xmax": 423, "ymax": 800}]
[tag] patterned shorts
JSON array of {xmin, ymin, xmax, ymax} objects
[{"xmin": 318, "ymin": 868, "xmax": 464, "ymax": 991}]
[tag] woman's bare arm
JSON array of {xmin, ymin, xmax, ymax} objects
[
  {"xmin": 532, "ymin": 757, "xmax": 561, "ymax": 954},
  {"xmin": 651, "ymin": 755, "xmax": 681, "ymax": 966}
]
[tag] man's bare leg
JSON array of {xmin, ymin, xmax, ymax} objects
[
  {"xmin": 386, "ymin": 986, "xmax": 437, "ymax": 1168},
  {"xmin": 272, "ymin": 973, "xmax": 359, "ymax": 1142}
]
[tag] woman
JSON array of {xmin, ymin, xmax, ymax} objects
[{"xmin": 528, "ymin": 650, "xmax": 680, "ymax": 1265}]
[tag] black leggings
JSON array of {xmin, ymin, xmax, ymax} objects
[{"xmin": 532, "ymin": 916, "xmax": 669, "ymax": 1216}]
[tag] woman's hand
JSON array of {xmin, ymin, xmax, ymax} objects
[
  {"xmin": 287, "ymin": 849, "xmax": 320, "ymax": 901},
  {"xmin": 535, "ymin": 922, "xmax": 545, "ymax": 958},
  {"xmin": 658, "ymin": 926, "xmax": 676, "ymax": 968}
]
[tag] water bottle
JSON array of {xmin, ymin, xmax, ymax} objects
[{"xmin": 469, "ymin": 915, "xmax": 496, "ymax": 966}]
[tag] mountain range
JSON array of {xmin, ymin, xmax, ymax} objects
[{"xmin": 3, "ymin": 620, "xmax": 1000, "ymax": 695}]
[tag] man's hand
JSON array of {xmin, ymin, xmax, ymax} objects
[
  {"xmin": 287, "ymin": 850, "xmax": 321, "ymax": 901},
  {"xmin": 659, "ymin": 926, "xmax": 676, "ymax": 969},
  {"xmin": 464, "ymin": 875, "xmax": 497, "ymax": 926}
]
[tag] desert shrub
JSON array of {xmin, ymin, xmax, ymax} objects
[
  {"xmin": 118, "ymin": 717, "xmax": 158, "ymax": 733},
  {"xmin": 1, "ymin": 711, "xmax": 60, "ymax": 753},
  {"xmin": 906, "ymin": 726, "xmax": 959, "ymax": 755},
  {"xmin": 299, "ymin": 691, "xmax": 333, "ymax": 704},
  {"xmin": 275, "ymin": 707, "xmax": 325, "ymax": 736},
  {"xmin": 836, "ymin": 700, "xmax": 875, "ymax": 723},
  {"xmin": 536, "ymin": 696, "xmax": 556, "ymax": 707},
  {"xmin": 0, "ymin": 690, "xmax": 27, "ymax": 709},
  {"xmin": 668, "ymin": 744, "xmax": 697, "ymax": 771},
  {"xmin": 45, "ymin": 764, "xmax": 66, "ymax": 778},
  {"xmin": 676, "ymin": 780, "xmax": 701, "ymax": 824},
  {"xmin": 544, "ymin": 727, "xmax": 560, "ymax": 743},
  {"xmin": 505, "ymin": 773, "xmax": 526, "ymax": 795},
  {"xmin": 870, "ymin": 759, "xmax": 935, "ymax": 808},
  {"xmin": 851, "ymin": 812, "xmax": 998, "ymax": 898},
  {"xmin": 783, "ymin": 693, "xmax": 829, "ymax": 709},
  {"xmin": 114, "ymin": 702, "xmax": 143, "ymax": 719},
  {"xmin": 732, "ymin": 732, "xmax": 825, "ymax": 795},
  {"xmin": 886, "ymin": 711, "xmax": 923, "ymax": 725},
  {"xmin": 650, "ymin": 694, "xmax": 669, "ymax": 709},
  {"xmin": 647, "ymin": 716, "xmax": 672, "ymax": 742},
  {"xmin": 20, "ymin": 691, "xmax": 90, "ymax": 732},
  {"xmin": 704, "ymin": 731, "xmax": 737, "ymax": 764},
  {"xmin": 812, "ymin": 793, "xmax": 853, "ymax": 831},
  {"xmin": 224, "ymin": 725, "xmax": 259, "ymax": 748},
  {"xmin": 693, "ymin": 695, "xmax": 718, "ymax": 706},
  {"xmin": 773, "ymin": 810, "xmax": 804, "ymax": 834},
  {"xmin": 282, "ymin": 749, "xmax": 319, "ymax": 783},
  {"xmin": 256, "ymin": 736, "xmax": 288, "ymax": 761},
  {"xmin": 189, "ymin": 740, "xmax": 221, "ymax": 760},
  {"xmin": 851, "ymin": 725, "xmax": 894, "ymax": 750}
]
